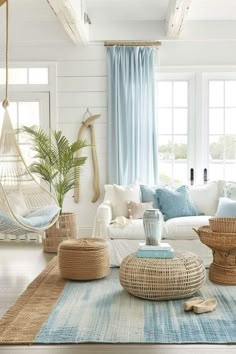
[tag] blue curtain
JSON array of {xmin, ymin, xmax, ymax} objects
[{"xmin": 107, "ymin": 46, "xmax": 158, "ymax": 185}]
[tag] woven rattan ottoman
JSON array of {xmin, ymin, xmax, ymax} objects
[
  {"xmin": 120, "ymin": 251, "xmax": 206, "ymax": 300},
  {"xmin": 58, "ymin": 238, "xmax": 110, "ymax": 280}
]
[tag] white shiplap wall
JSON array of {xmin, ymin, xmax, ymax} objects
[
  {"xmin": 0, "ymin": 43, "xmax": 108, "ymax": 236},
  {"xmin": 55, "ymin": 45, "xmax": 107, "ymax": 236}
]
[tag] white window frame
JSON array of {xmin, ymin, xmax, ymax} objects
[
  {"xmin": 155, "ymin": 72, "xmax": 195, "ymax": 185},
  {"xmin": 0, "ymin": 62, "xmax": 57, "ymax": 130},
  {"xmin": 202, "ymin": 72, "xmax": 236, "ymax": 181}
]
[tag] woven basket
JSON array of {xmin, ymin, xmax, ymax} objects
[
  {"xmin": 42, "ymin": 213, "xmax": 78, "ymax": 253},
  {"xmin": 120, "ymin": 251, "xmax": 206, "ymax": 300},
  {"xmin": 195, "ymin": 225, "xmax": 236, "ymax": 252},
  {"xmin": 58, "ymin": 238, "xmax": 110, "ymax": 280},
  {"xmin": 209, "ymin": 217, "xmax": 236, "ymax": 233}
]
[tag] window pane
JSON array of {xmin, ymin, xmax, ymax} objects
[
  {"xmin": 18, "ymin": 102, "xmax": 40, "ymax": 143},
  {"xmin": 209, "ymin": 81, "xmax": 224, "ymax": 107},
  {"xmin": 225, "ymin": 108, "xmax": 236, "ymax": 134},
  {"xmin": 156, "ymin": 81, "xmax": 172, "ymax": 107},
  {"xmin": 173, "ymin": 164, "xmax": 187, "ymax": 184},
  {"xmin": 159, "ymin": 162, "xmax": 172, "ymax": 185},
  {"xmin": 225, "ymin": 81, "xmax": 236, "ymax": 107},
  {"xmin": 225, "ymin": 135, "xmax": 236, "ymax": 160},
  {"xmin": 29, "ymin": 68, "xmax": 48, "ymax": 84},
  {"xmin": 173, "ymin": 135, "xmax": 187, "ymax": 160},
  {"xmin": 209, "ymin": 136, "xmax": 224, "ymax": 160},
  {"xmin": 158, "ymin": 135, "xmax": 173, "ymax": 160},
  {"xmin": 0, "ymin": 68, "xmax": 27, "ymax": 85},
  {"xmin": 173, "ymin": 108, "xmax": 187, "ymax": 134},
  {"xmin": 209, "ymin": 108, "xmax": 224, "ymax": 134},
  {"xmin": 173, "ymin": 81, "xmax": 188, "ymax": 107},
  {"xmin": 158, "ymin": 108, "xmax": 172, "ymax": 134},
  {"xmin": 209, "ymin": 163, "xmax": 224, "ymax": 180},
  {"xmin": 225, "ymin": 164, "xmax": 236, "ymax": 180}
]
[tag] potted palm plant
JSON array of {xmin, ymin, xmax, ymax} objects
[{"xmin": 21, "ymin": 126, "xmax": 88, "ymax": 252}]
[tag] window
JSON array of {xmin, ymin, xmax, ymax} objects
[
  {"xmin": 0, "ymin": 93, "xmax": 49, "ymax": 165},
  {"xmin": 0, "ymin": 64, "xmax": 55, "ymax": 165},
  {"xmin": 0, "ymin": 67, "xmax": 48, "ymax": 85},
  {"xmin": 156, "ymin": 80, "xmax": 189, "ymax": 184},
  {"xmin": 156, "ymin": 71, "xmax": 236, "ymax": 185},
  {"xmin": 208, "ymin": 80, "xmax": 236, "ymax": 180}
]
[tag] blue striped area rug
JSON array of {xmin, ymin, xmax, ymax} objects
[{"xmin": 35, "ymin": 268, "xmax": 236, "ymax": 344}]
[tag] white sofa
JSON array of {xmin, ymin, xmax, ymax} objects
[{"xmin": 93, "ymin": 181, "xmax": 227, "ymax": 267}]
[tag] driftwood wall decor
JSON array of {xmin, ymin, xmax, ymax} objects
[{"xmin": 74, "ymin": 109, "xmax": 101, "ymax": 203}]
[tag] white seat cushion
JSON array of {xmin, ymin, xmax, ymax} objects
[
  {"xmin": 107, "ymin": 219, "xmax": 145, "ymax": 240},
  {"xmin": 107, "ymin": 215, "xmax": 211, "ymax": 241},
  {"xmin": 163, "ymin": 215, "xmax": 211, "ymax": 240},
  {"xmin": 189, "ymin": 182, "xmax": 219, "ymax": 216}
]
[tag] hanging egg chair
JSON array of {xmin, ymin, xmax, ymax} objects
[{"xmin": 0, "ymin": 0, "xmax": 60, "ymax": 236}]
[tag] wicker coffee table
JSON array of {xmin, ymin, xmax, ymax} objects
[{"xmin": 120, "ymin": 251, "xmax": 206, "ymax": 300}]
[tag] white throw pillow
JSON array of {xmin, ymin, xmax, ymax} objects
[
  {"xmin": 104, "ymin": 184, "xmax": 140, "ymax": 218},
  {"xmin": 113, "ymin": 184, "xmax": 140, "ymax": 218},
  {"xmin": 7, "ymin": 191, "xmax": 30, "ymax": 216},
  {"xmin": 189, "ymin": 181, "xmax": 219, "ymax": 216}
]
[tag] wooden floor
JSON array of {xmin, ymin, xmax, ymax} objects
[{"xmin": 0, "ymin": 241, "xmax": 235, "ymax": 354}]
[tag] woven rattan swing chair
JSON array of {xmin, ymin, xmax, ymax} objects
[{"xmin": 0, "ymin": 0, "xmax": 60, "ymax": 237}]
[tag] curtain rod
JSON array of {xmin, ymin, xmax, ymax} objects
[{"xmin": 104, "ymin": 41, "xmax": 161, "ymax": 47}]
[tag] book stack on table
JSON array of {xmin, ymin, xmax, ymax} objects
[{"xmin": 137, "ymin": 243, "xmax": 174, "ymax": 259}]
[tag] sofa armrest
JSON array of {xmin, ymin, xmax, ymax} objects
[{"xmin": 92, "ymin": 201, "xmax": 112, "ymax": 239}]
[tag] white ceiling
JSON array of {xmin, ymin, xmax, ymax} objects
[
  {"xmin": 86, "ymin": 0, "xmax": 236, "ymax": 22},
  {"xmin": 1, "ymin": 0, "xmax": 236, "ymax": 46},
  {"xmin": 0, "ymin": 0, "xmax": 70, "ymax": 46},
  {"xmin": 85, "ymin": 0, "xmax": 168, "ymax": 21},
  {"xmin": 188, "ymin": 0, "xmax": 236, "ymax": 21}
]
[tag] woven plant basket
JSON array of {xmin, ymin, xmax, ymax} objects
[
  {"xmin": 194, "ymin": 225, "xmax": 236, "ymax": 252},
  {"xmin": 42, "ymin": 213, "xmax": 78, "ymax": 253},
  {"xmin": 209, "ymin": 217, "xmax": 236, "ymax": 233}
]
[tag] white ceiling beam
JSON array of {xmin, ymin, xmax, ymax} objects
[
  {"xmin": 47, "ymin": 0, "xmax": 90, "ymax": 44},
  {"xmin": 166, "ymin": 0, "xmax": 192, "ymax": 39}
]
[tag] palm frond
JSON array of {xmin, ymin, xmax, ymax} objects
[{"xmin": 22, "ymin": 126, "xmax": 88, "ymax": 210}]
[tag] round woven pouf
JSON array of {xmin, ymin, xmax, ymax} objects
[
  {"xmin": 120, "ymin": 251, "xmax": 206, "ymax": 300},
  {"xmin": 58, "ymin": 238, "xmax": 110, "ymax": 280}
]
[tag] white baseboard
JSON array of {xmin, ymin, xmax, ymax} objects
[
  {"xmin": 78, "ymin": 227, "xmax": 93, "ymax": 237},
  {"xmin": 0, "ymin": 227, "xmax": 93, "ymax": 242}
]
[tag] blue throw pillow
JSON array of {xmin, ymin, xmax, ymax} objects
[
  {"xmin": 156, "ymin": 185, "xmax": 198, "ymax": 221},
  {"xmin": 140, "ymin": 185, "xmax": 159, "ymax": 209},
  {"xmin": 216, "ymin": 197, "xmax": 236, "ymax": 217}
]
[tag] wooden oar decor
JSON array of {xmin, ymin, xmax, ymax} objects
[
  {"xmin": 0, "ymin": 0, "xmax": 6, "ymax": 7},
  {"xmin": 74, "ymin": 108, "xmax": 101, "ymax": 203}
]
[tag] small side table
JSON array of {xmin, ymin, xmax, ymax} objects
[{"xmin": 196, "ymin": 226, "xmax": 236, "ymax": 285}]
